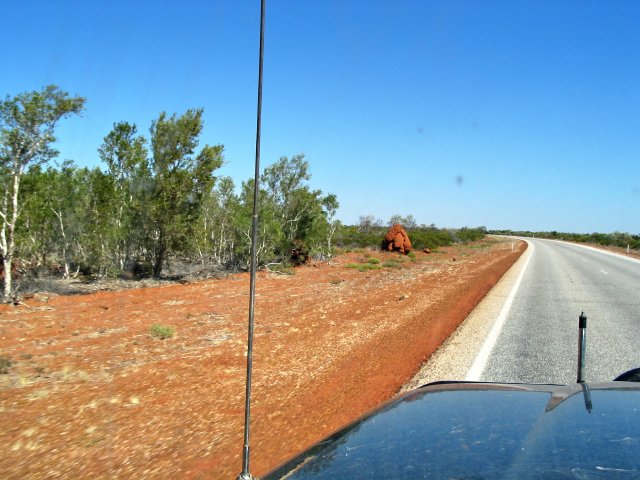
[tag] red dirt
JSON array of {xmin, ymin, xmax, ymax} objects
[{"xmin": 0, "ymin": 238, "xmax": 525, "ymax": 479}]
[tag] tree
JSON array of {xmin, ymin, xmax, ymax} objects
[
  {"xmin": 42, "ymin": 162, "xmax": 88, "ymax": 278},
  {"xmin": 388, "ymin": 214, "xmax": 417, "ymax": 229},
  {"xmin": 236, "ymin": 154, "xmax": 339, "ymax": 266},
  {"xmin": 0, "ymin": 86, "xmax": 85, "ymax": 299},
  {"xmin": 98, "ymin": 122, "xmax": 150, "ymax": 273},
  {"xmin": 197, "ymin": 176, "xmax": 240, "ymax": 266},
  {"xmin": 148, "ymin": 109, "xmax": 223, "ymax": 277},
  {"xmin": 358, "ymin": 215, "xmax": 383, "ymax": 233}
]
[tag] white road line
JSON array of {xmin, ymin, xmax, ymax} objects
[
  {"xmin": 556, "ymin": 240, "xmax": 640, "ymax": 265},
  {"xmin": 465, "ymin": 241, "xmax": 534, "ymax": 381},
  {"xmin": 600, "ymin": 269, "xmax": 609, "ymax": 275}
]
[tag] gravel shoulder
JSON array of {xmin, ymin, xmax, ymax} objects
[{"xmin": 401, "ymin": 239, "xmax": 531, "ymax": 390}]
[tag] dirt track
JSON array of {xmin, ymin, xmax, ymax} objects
[{"xmin": 0, "ymin": 238, "xmax": 525, "ymax": 479}]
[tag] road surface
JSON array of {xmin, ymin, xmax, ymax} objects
[{"xmin": 404, "ymin": 238, "xmax": 640, "ymax": 388}]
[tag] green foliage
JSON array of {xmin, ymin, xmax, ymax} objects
[
  {"xmin": 366, "ymin": 257, "xmax": 380, "ymax": 264},
  {"xmin": 382, "ymin": 259, "xmax": 403, "ymax": 268},
  {"xmin": 268, "ymin": 263, "xmax": 296, "ymax": 275},
  {"xmin": 97, "ymin": 121, "xmax": 150, "ymax": 275},
  {"xmin": 334, "ymin": 224, "xmax": 487, "ymax": 253},
  {"xmin": 149, "ymin": 324, "xmax": 174, "ymax": 339},
  {"xmin": 233, "ymin": 154, "xmax": 338, "ymax": 268},
  {"xmin": 148, "ymin": 109, "xmax": 224, "ymax": 277},
  {"xmin": 1, "ymin": 85, "xmax": 85, "ymax": 298},
  {"xmin": 3, "ymin": 88, "xmax": 340, "ymax": 285},
  {"xmin": 357, "ymin": 263, "xmax": 381, "ymax": 272},
  {"xmin": 456, "ymin": 226, "xmax": 488, "ymax": 243}
]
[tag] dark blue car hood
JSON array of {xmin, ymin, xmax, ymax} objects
[{"xmin": 263, "ymin": 382, "xmax": 640, "ymax": 479}]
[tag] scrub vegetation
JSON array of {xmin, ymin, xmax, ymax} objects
[
  {"xmin": 4, "ymin": 86, "xmax": 633, "ymax": 303},
  {"xmin": 149, "ymin": 324, "xmax": 175, "ymax": 340},
  {"xmin": 1, "ymin": 86, "xmax": 339, "ymax": 300}
]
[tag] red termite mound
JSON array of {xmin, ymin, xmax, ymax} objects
[{"xmin": 382, "ymin": 224, "xmax": 412, "ymax": 254}]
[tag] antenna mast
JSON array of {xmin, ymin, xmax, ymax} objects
[{"xmin": 238, "ymin": 1, "xmax": 266, "ymax": 479}]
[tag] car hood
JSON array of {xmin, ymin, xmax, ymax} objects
[{"xmin": 263, "ymin": 381, "xmax": 640, "ymax": 479}]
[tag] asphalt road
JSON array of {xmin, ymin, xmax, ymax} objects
[
  {"xmin": 476, "ymin": 238, "xmax": 640, "ymax": 384},
  {"xmin": 403, "ymin": 238, "xmax": 640, "ymax": 390}
]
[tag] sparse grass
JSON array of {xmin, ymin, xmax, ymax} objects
[
  {"xmin": 345, "ymin": 262, "xmax": 382, "ymax": 272},
  {"xmin": 149, "ymin": 324, "xmax": 175, "ymax": 340},
  {"xmin": 0, "ymin": 356, "xmax": 12, "ymax": 374},
  {"xmin": 366, "ymin": 257, "xmax": 381, "ymax": 264},
  {"xmin": 382, "ymin": 260, "xmax": 403, "ymax": 268},
  {"xmin": 359, "ymin": 264, "xmax": 382, "ymax": 272},
  {"xmin": 268, "ymin": 263, "xmax": 296, "ymax": 275},
  {"xmin": 407, "ymin": 251, "xmax": 416, "ymax": 259}
]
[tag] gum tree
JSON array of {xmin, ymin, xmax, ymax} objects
[
  {"xmin": 0, "ymin": 85, "xmax": 85, "ymax": 299},
  {"xmin": 98, "ymin": 121, "xmax": 150, "ymax": 273},
  {"xmin": 148, "ymin": 109, "xmax": 223, "ymax": 277}
]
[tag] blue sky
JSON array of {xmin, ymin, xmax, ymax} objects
[{"xmin": 2, "ymin": 1, "xmax": 639, "ymax": 233}]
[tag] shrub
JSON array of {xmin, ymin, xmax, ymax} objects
[
  {"xmin": 366, "ymin": 257, "xmax": 381, "ymax": 264},
  {"xmin": 150, "ymin": 324, "xmax": 175, "ymax": 340}
]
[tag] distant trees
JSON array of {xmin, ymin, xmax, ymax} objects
[
  {"xmin": 358, "ymin": 215, "xmax": 383, "ymax": 233},
  {"xmin": 388, "ymin": 214, "xmax": 417, "ymax": 229},
  {"xmin": 489, "ymin": 229, "xmax": 640, "ymax": 250},
  {"xmin": 335, "ymin": 222, "xmax": 488, "ymax": 251},
  {"xmin": 0, "ymin": 86, "xmax": 85, "ymax": 298}
]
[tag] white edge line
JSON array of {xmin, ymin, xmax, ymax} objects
[
  {"xmin": 555, "ymin": 240, "xmax": 640, "ymax": 265},
  {"xmin": 465, "ymin": 240, "xmax": 534, "ymax": 381}
]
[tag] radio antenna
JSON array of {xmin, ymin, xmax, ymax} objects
[
  {"xmin": 577, "ymin": 311, "xmax": 587, "ymax": 383},
  {"xmin": 238, "ymin": 1, "xmax": 266, "ymax": 479}
]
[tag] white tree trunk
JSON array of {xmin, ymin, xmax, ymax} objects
[{"xmin": 1, "ymin": 163, "xmax": 23, "ymax": 299}]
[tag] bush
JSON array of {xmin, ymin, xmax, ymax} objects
[
  {"xmin": 333, "ymin": 224, "xmax": 485, "ymax": 251},
  {"xmin": 149, "ymin": 324, "xmax": 174, "ymax": 339}
]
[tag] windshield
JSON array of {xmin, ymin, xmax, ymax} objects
[{"xmin": 1, "ymin": 2, "xmax": 639, "ymax": 479}]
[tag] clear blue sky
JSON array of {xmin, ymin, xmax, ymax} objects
[{"xmin": 2, "ymin": 1, "xmax": 639, "ymax": 233}]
